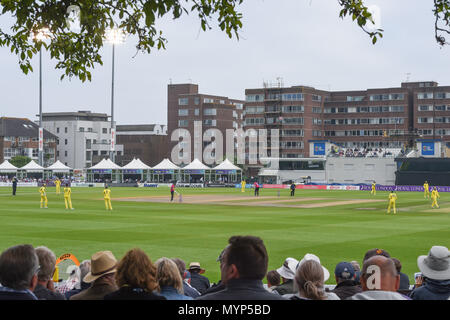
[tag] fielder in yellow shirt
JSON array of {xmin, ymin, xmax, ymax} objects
[
  {"xmin": 103, "ymin": 186, "xmax": 112, "ymax": 210},
  {"xmin": 371, "ymin": 181, "xmax": 376, "ymax": 196},
  {"xmin": 64, "ymin": 184, "xmax": 74, "ymax": 210},
  {"xmin": 423, "ymin": 181, "xmax": 430, "ymax": 199},
  {"xmin": 241, "ymin": 180, "xmax": 246, "ymax": 193},
  {"xmin": 431, "ymin": 187, "xmax": 440, "ymax": 209},
  {"xmin": 55, "ymin": 178, "xmax": 61, "ymax": 194},
  {"xmin": 387, "ymin": 191, "xmax": 397, "ymax": 214},
  {"xmin": 39, "ymin": 184, "xmax": 48, "ymax": 208}
]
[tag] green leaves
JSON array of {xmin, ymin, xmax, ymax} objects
[{"xmin": 0, "ymin": 0, "xmax": 245, "ymax": 82}]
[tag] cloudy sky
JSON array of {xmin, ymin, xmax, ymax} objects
[{"xmin": 0, "ymin": 0, "xmax": 448, "ymax": 126}]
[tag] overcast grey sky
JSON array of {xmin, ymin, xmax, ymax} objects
[{"xmin": 0, "ymin": 0, "xmax": 448, "ymax": 126}]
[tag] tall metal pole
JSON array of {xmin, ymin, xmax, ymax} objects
[
  {"xmin": 110, "ymin": 43, "xmax": 115, "ymax": 163},
  {"xmin": 39, "ymin": 48, "xmax": 43, "ymax": 166}
]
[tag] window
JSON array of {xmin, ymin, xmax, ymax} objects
[
  {"xmin": 312, "ymin": 95, "xmax": 321, "ymax": 102},
  {"xmin": 65, "ymin": 127, "xmax": 68, "ymax": 133},
  {"xmin": 282, "ymin": 117, "xmax": 304, "ymax": 125},
  {"xmin": 204, "ymin": 98, "xmax": 214, "ymax": 103},
  {"xmin": 245, "ymin": 94, "xmax": 264, "ymax": 102},
  {"xmin": 194, "ymin": 109, "xmax": 200, "ymax": 116},
  {"xmin": 233, "ymin": 103, "xmax": 243, "ymax": 109},
  {"xmin": 312, "ymin": 130, "xmax": 322, "ymax": 137},
  {"xmin": 418, "ymin": 92, "xmax": 433, "ymax": 99},
  {"xmin": 203, "ymin": 119, "xmax": 217, "ymax": 126},
  {"xmin": 86, "ymin": 139, "xmax": 91, "ymax": 149},
  {"xmin": 312, "ymin": 107, "xmax": 322, "ymax": 114},
  {"xmin": 244, "ymin": 118, "xmax": 265, "ymax": 125},
  {"xmin": 64, "ymin": 139, "xmax": 68, "ymax": 145},
  {"xmin": 194, "ymin": 97, "xmax": 200, "ymax": 105},
  {"xmin": 347, "ymin": 96, "xmax": 364, "ymax": 102},
  {"xmin": 245, "ymin": 106, "xmax": 265, "ymax": 114},
  {"xmin": 419, "ymin": 105, "xmax": 432, "ymax": 111},
  {"xmin": 313, "ymin": 118, "xmax": 322, "ymax": 125},
  {"xmin": 64, "ymin": 151, "xmax": 68, "ymax": 157},
  {"xmin": 282, "ymin": 130, "xmax": 304, "ymax": 137},
  {"xmin": 102, "ymin": 128, "xmax": 107, "ymax": 134},
  {"xmin": 178, "ymin": 120, "xmax": 189, "ymax": 127},
  {"xmin": 178, "ymin": 98, "xmax": 189, "ymax": 105},
  {"xmin": 282, "ymin": 93, "xmax": 304, "ymax": 101},
  {"xmin": 435, "ymin": 105, "xmax": 446, "ymax": 111},
  {"xmin": 178, "ymin": 109, "xmax": 189, "ymax": 116},
  {"xmin": 56, "ymin": 128, "xmax": 60, "ymax": 133},
  {"xmin": 203, "ymin": 108, "xmax": 217, "ymax": 116},
  {"xmin": 88, "ymin": 127, "xmax": 93, "ymax": 132},
  {"xmin": 282, "ymin": 105, "xmax": 304, "ymax": 113}
]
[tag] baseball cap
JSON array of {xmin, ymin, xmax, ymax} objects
[{"xmin": 334, "ymin": 262, "xmax": 355, "ymax": 280}]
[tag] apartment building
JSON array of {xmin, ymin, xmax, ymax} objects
[
  {"xmin": 0, "ymin": 117, "xmax": 57, "ymax": 166},
  {"xmin": 167, "ymin": 83, "xmax": 244, "ymax": 165},
  {"xmin": 42, "ymin": 111, "xmax": 124, "ymax": 169},
  {"xmin": 244, "ymin": 81, "xmax": 450, "ymax": 163}
]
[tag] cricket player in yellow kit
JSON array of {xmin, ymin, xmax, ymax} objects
[
  {"xmin": 371, "ymin": 181, "xmax": 376, "ymax": 196},
  {"xmin": 241, "ymin": 180, "xmax": 246, "ymax": 193},
  {"xmin": 431, "ymin": 187, "xmax": 440, "ymax": 209},
  {"xmin": 39, "ymin": 184, "xmax": 48, "ymax": 208},
  {"xmin": 387, "ymin": 191, "xmax": 397, "ymax": 214},
  {"xmin": 55, "ymin": 178, "xmax": 61, "ymax": 194},
  {"xmin": 64, "ymin": 184, "xmax": 74, "ymax": 210},
  {"xmin": 423, "ymin": 181, "xmax": 430, "ymax": 199},
  {"xmin": 103, "ymin": 186, "xmax": 112, "ymax": 210}
]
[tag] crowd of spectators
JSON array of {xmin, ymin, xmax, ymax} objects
[
  {"xmin": 328, "ymin": 147, "xmax": 403, "ymax": 158},
  {"xmin": 0, "ymin": 238, "xmax": 448, "ymax": 301}
]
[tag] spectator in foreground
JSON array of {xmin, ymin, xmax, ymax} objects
[
  {"xmin": 201, "ymin": 245, "xmax": 230, "ymax": 296},
  {"xmin": 350, "ymin": 260, "xmax": 361, "ymax": 283},
  {"xmin": 391, "ymin": 257, "xmax": 410, "ymax": 291},
  {"xmin": 33, "ymin": 246, "xmax": 65, "ymax": 300},
  {"xmin": 266, "ymin": 270, "xmax": 281, "ymax": 293},
  {"xmin": 104, "ymin": 248, "xmax": 165, "ymax": 300},
  {"xmin": 348, "ymin": 255, "xmax": 407, "ymax": 300},
  {"xmin": 331, "ymin": 262, "xmax": 362, "ymax": 300},
  {"xmin": 155, "ymin": 257, "xmax": 193, "ymax": 300},
  {"xmin": 57, "ymin": 265, "xmax": 80, "ymax": 295},
  {"xmin": 410, "ymin": 246, "xmax": 450, "ymax": 300},
  {"xmin": 196, "ymin": 235, "xmax": 286, "ymax": 300},
  {"xmin": 172, "ymin": 258, "xmax": 200, "ymax": 298},
  {"xmin": 70, "ymin": 251, "xmax": 118, "ymax": 300},
  {"xmin": 64, "ymin": 260, "xmax": 91, "ymax": 299},
  {"xmin": 0, "ymin": 244, "xmax": 39, "ymax": 300},
  {"xmin": 292, "ymin": 260, "xmax": 340, "ymax": 300},
  {"xmin": 363, "ymin": 248, "xmax": 391, "ymax": 262},
  {"xmin": 273, "ymin": 257, "xmax": 298, "ymax": 295},
  {"xmin": 188, "ymin": 261, "xmax": 210, "ymax": 294}
]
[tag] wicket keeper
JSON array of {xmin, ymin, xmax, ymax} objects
[
  {"xmin": 64, "ymin": 183, "xmax": 74, "ymax": 210},
  {"xmin": 431, "ymin": 187, "xmax": 440, "ymax": 209},
  {"xmin": 423, "ymin": 181, "xmax": 430, "ymax": 199},
  {"xmin": 387, "ymin": 190, "xmax": 397, "ymax": 214},
  {"xmin": 103, "ymin": 185, "xmax": 112, "ymax": 210},
  {"xmin": 39, "ymin": 184, "xmax": 48, "ymax": 209}
]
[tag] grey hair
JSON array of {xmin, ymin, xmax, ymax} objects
[
  {"xmin": 0, "ymin": 244, "xmax": 39, "ymax": 290},
  {"xmin": 35, "ymin": 246, "xmax": 57, "ymax": 282}
]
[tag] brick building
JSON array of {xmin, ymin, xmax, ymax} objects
[
  {"xmin": 167, "ymin": 83, "xmax": 244, "ymax": 165},
  {"xmin": 0, "ymin": 117, "xmax": 57, "ymax": 166}
]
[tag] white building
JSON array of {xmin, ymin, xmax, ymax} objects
[{"xmin": 42, "ymin": 111, "xmax": 123, "ymax": 169}]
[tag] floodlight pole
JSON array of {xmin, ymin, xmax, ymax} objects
[
  {"xmin": 110, "ymin": 43, "xmax": 116, "ymax": 163},
  {"xmin": 39, "ymin": 48, "xmax": 43, "ymax": 166}
]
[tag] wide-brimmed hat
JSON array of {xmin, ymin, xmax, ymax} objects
[
  {"xmin": 189, "ymin": 262, "xmax": 205, "ymax": 274},
  {"xmin": 298, "ymin": 253, "xmax": 330, "ymax": 282},
  {"xmin": 276, "ymin": 257, "xmax": 299, "ymax": 280},
  {"xmin": 83, "ymin": 251, "xmax": 117, "ymax": 283},
  {"xmin": 417, "ymin": 246, "xmax": 450, "ymax": 281}
]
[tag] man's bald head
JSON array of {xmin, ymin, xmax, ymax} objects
[{"xmin": 360, "ymin": 256, "xmax": 400, "ymax": 292}]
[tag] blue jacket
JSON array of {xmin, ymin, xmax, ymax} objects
[
  {"xmin": 410, "ymin": 279, "xmax": 450, "ymax": 300},
  {"xmin": 159, "ymin": 285, "xmax": 193, "ymax": 300}
]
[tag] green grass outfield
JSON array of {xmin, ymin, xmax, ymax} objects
[{"xmin": 0, "ymin": 186, "xmax": 449, "ymax": 285}]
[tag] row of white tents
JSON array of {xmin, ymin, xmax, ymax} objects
[{"xmin": 0, "ymin": 158, "xmax": 242, "ymax": 183}]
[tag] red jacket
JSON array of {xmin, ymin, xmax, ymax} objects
[{"xmin": 171, "ymin": 184, "xmax": 175, "ymax": 192}]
